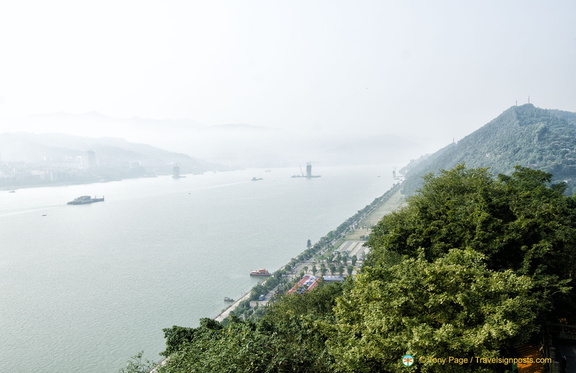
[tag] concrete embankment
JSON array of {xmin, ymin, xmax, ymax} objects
[{"xmin": 214, "ymin": 291, "xmax": 252, "ymax": 322}]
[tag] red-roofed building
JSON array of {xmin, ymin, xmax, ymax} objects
[{"xmin": 287, "ymin": 275, "xmax": 321, "ymax": 295}]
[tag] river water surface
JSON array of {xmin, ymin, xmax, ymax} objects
[{"xmin": 0, "ymin": 164, "xmax": 394, "ymax": 372}]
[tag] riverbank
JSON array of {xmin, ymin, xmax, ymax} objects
[
  {"xmin": 214, "ymin": 291, "xmax": 252, "ymax": 322},
  {"xmin": 213, "ymin": 183, "xmax": 405, "ymax": 323}
]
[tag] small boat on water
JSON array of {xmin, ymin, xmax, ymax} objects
[
  {"xmin": 67, "ymin": 195, "xmax": 105, "ymax": 205},
  {"xmin": 224, "ymin": 297, "xmax": 234, "ymax": 302},
  {"xmin": 251, "ymin": 177, "xmax": 263, "ymax": 181},
  {"xmin": 250, "ymin": 269, "xmax": 271, "ymax": 277}
]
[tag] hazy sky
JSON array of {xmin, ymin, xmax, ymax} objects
[{"xmin": 1, "ymin": 0, "xmax": 575, "ymax": 154}]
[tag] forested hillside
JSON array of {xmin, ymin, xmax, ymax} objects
[{"xmin": 401, "ymin": 104, "xmax": 576, "ymax": 195}]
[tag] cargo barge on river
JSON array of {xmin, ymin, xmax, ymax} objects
[{"xmin": 67, "ymin": 195, "xmax": 105, "ymax": 205}]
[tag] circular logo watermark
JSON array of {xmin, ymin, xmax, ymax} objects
[{"xmin": 402, "ymin": 354, "xmax": 415, "ymax": 367}]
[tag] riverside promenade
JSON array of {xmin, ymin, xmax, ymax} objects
[
  {"xmin": 214, "ymin": 291, "xmax": 252, "ymax": 322},
  {"xmin": 211, "ymin": 186, "xmax": 405, "ymax": 323}
]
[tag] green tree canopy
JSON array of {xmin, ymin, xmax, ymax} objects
[
  {"xmin": 158, "ymin": 283, "xmax": 343, "ymax": 373},
  {"xmin": 329, "ymin": 249, "xmax": 543, "ymax": 372},
  {"xmin": 367, "ymin": 165, "xmax": 576, "ymax": 319},
  {"xmin": 328, "ymin": 164, "xmax": 576, "ymax": 372}
]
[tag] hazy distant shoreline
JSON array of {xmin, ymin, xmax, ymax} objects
[{"xmin": 0, "ymin": 174, "xmax": 162, "ymax": 192}]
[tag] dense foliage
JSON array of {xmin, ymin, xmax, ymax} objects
[
  {"xmin": 368, "ymin": 165, "xmax": 576, "ymax": 320},
  {"xmin": 371, "ymin": 165, "xmax": 576, "ymax": 275},
  {"xmin": 157, "ymin": 282, "xmax": 344, "ymax": 373},
  {"xmin": 338, "ymin": 165, "xmax": 576, "ymax": 371},
  {"xmin": 329, "ymin": 249, "xmax": 542, "ymax": 372}
]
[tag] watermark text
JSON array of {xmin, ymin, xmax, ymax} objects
[{"xmin": 415, "ymin": 356, "xmax": 552, "ymax": 366}]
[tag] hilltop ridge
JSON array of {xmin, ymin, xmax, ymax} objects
[{"xmin": 402, "ymin": 104, "xmax": 576, "ymax": 194}]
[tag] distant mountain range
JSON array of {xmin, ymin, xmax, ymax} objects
[
  {"xmin": 8, "ymin": 112, "xmax": 429, "ymax": 168},
  {"xmin": 401, "ymin": 104, "xmax": 576, "ymax": 195},
  {"xmin": 0, "ymin": 132, "xmax": 215, "ymax": 169}
]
